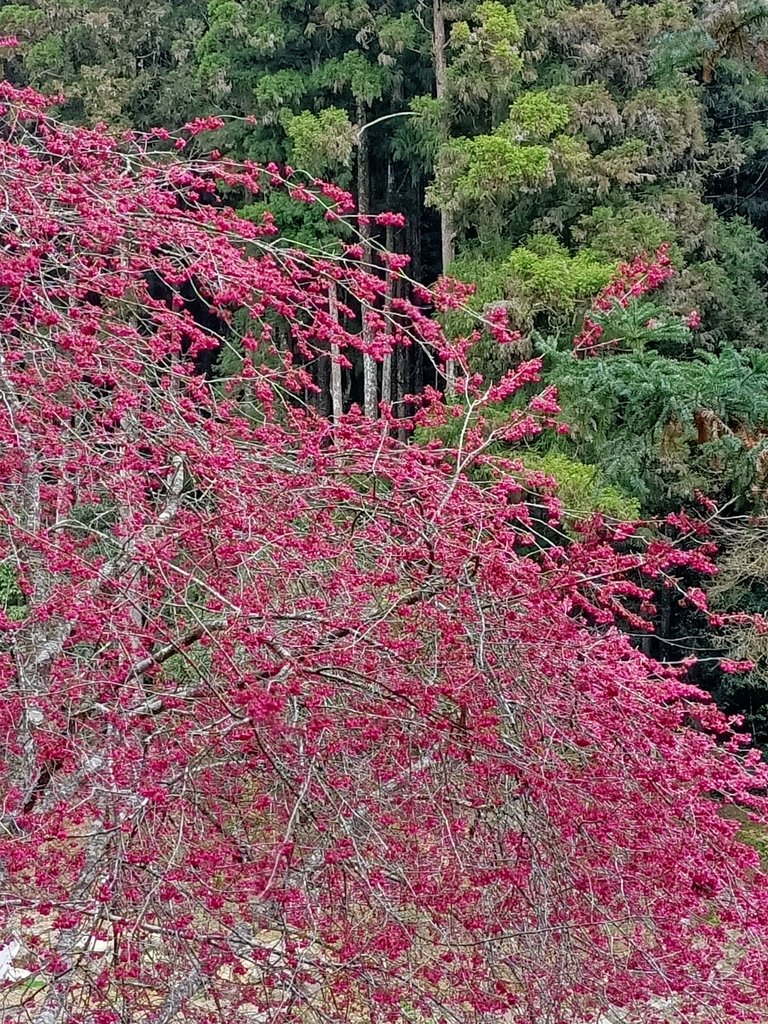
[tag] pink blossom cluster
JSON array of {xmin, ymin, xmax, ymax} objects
[
  {"xmin": 181, "ymin": 115, "xmax": 227, "ymax": 136},
  {"xmin": 574, "ymin": 244, "xmax": 676, "ymax": 354},
  {"xmin": 487, "ymin": 304, "xmax": 523, "ymax": 346}
]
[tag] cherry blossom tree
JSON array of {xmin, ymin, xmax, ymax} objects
[{"xmin": 1, "ymin": 82, "xmax": 768, "ymax": 1024}]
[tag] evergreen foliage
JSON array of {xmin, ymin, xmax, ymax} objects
[{"xmin": 544, "ymin": 341, "xmax": 768, "ymax": 510}]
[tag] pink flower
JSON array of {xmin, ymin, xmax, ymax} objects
[
  {"xmin": 720, "ymin": 659, "xmax": 756, "ymax": 674},
  {"xmin": 182, "ymin": 116, "xmax": 225, "ymax": 136},
  {"xmin": 375, "ymin": 211, "xmax": 406, "ymax": 228},
  {"xmin": 686, "ymin": 309, "xmax": 702, "ymax": 329}
]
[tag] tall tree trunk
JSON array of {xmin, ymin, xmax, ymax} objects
[
  {"xmin": 433, "ymin": 0, "xmax": 456, "ymax": 398},
  {"xmin": 396, "ymin": 188, "xmax": 420, "ymax": 439},
  {"xmin": 660, "ymin": 583, "xmax": 672, "ymax": 662},
  {"xmin": 316, "ymin": 349, "xmax": 331, "ymax": 418},
  {"xmin": 397, "ymin": 345, "xmax": 409, "ymax": 444},
  {"xmin": 381, "ymin": 159, "xmax": 395, "ymax": 426},
  {"xmin": 410, "ymin": 182, "xmax": 423, "ymax": 285},
  {"xmin": 357, "ymin": 102, "xmax": 378, "ymax": 420},
  {"xmin": 329, "ymin": 283, "xmax": 343, "ymax": 425},
  {"xmin": 381, "ymin": 337, "xmax": 392, "ymax": 415}
]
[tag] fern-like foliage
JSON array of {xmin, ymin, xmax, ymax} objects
[{"xmin": 544, "ymin": 342, "xmax": 768, "ymax": 510}]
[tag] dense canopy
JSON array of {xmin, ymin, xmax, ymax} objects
[{"xmin": 1, "ymin": 83, "xmax": 768, "ymax": 1024}]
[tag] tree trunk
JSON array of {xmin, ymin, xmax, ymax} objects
[
  {"xmin": 357, "ymin": 101, "xmax": 378, "ymax": 420},
  {"xmin": 381, "ymin": 159, "xmax": 395, "ymax": 424},
  {"xmin": 397, "ymin": 345, "xmax": 409, "ymax": 444},
  {"xmin": 381, "ymin": 347, "xmax": 392, "ymax": 411},
  {"xmin": 660, "ymin": 583, "xmax": 672, "ymax": 662},
  {"xmin": 409, "ymin": 183, "xmax": 423, "ymax": 285},
  {"xmin": 329, "ymin": 283, "xmax": 343, "ymax": 425},
  {"xmin": 433, "ymin": 0, "xmax": 456, "ymax": 398},
  {"xmin": 316, "ymin": 344, "xmax": 331, "ymax": 419}
]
